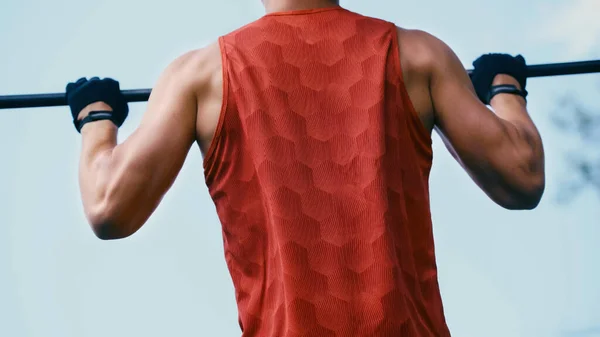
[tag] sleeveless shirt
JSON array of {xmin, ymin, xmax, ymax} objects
[{"xmin": 203, "ymin": 6, "xmax": 450, "ymax": 337}]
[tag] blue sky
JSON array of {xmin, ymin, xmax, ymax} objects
[{"xmin": 0, "ymin": 0, "xmax": 599, "ymax": 336}]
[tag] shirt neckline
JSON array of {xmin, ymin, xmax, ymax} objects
[{"xmin": 265, "ymin": 6, "xmax": 343, "ymax": 17}]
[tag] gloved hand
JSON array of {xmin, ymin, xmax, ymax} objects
[
  {"xmin": 470, "ymin": 54, "xmax": 528, "ymax": 105},
  {"xmin": 66, "ymin": 77, "xmax": 129, "ymax": 133}
]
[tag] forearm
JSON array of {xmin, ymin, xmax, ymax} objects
[
  {"xmin": 484, "ymin": 84, "xmax": 545, "ymax": 207},
  {"xmin": 78, "ymin": 123, "xmax": 157, "ymax": 239},
  {"xmin": 490, "ymin": 75, "xmax": 545, "ymax": 181},
  {"xmin": 493, "ymin": 99, "xmax": 544, "ymax": 173},
  {"xmin": 490, "ymin": 74, "xmax": 535, "ymax": 131},
  {"xmin": 439, "ymin": 82, "xmax": 544, "ymax": 209},
  {"xmin": 79, "ymin": 120, "xmax": 117, "ymax": 211}
]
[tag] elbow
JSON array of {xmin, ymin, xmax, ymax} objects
[
  {"xmin": 522, "ymin": 183, "xmax": 545, "ymax": 210},
  {"xmin": 90, "ymin": 222, "xmax": 132, "ymax": 241},
  {"xmin": 86, "ymin": 201, "xmax": 134, "ymax": 240},
  {"xmin": 501, "ymin": 194, "xmax": 543, "ymax": 211},
  {"xmin": 498, "ymin": 142, "xmax": 546, "ymax": 210},
  {"xmin": 501, "ymin": 175, "xmax": 545, "ymax": 211}
]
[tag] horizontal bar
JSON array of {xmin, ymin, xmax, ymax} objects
[
  {"xmin": 520, "ymin": 59, "xmax": 600, "ymax": 78},
  {"xmin": 0, "ymin": 89, "xmax": 152, "ymax": 110},
  {"xmin": 1, "ymin": 59, "xmax": 600, "ymax": 110}
]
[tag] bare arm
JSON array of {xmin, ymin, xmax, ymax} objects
[
  {"xmin": 426, "ymin": 35, "xmax": 545, "ymax": 209},
  {"xmin": 77, "ymin": 49, "xmax": 211, "ymax": 239}
]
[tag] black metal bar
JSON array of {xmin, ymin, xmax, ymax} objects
[
  {"xmin": 464, "ymin": 60, "xmax": 600, "ymax": 78},
  {"xmin": 1, "ymin": 60, "xmax": 600, "ymax": 110},
  {"xmin": 0, "ymin": 89, "xmax": 151, "ymax": 110}
]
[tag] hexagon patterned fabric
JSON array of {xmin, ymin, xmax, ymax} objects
[{"xmin": 203, "ymin": 6, "xmax": 450, "ymax": 337}]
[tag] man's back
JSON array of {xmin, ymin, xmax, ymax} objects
[{"xmin": 201, "ymin": 6, "xmax": 449, "ymax": 336}]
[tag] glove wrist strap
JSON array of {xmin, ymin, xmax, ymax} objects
[
  {"xmin": 75, "ymin": 111, "xmax": 117, "ymax": 133},
  {"xmin": 488, "ymin": 84, "xmax": 528, "ymax": 103}
]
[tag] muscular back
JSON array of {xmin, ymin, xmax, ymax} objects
[
  {"xmin": 193, "ymin": 28, "xmax": 437, "ymax": 154},
  {"xmin": 194, "ymin": 7, "xmax": 453, "ymax": 336}
]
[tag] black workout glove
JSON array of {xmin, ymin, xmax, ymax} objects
[
  {"xmin": 66, "ymin": 77, "xmax": 129, "ymax": 133},
  {"xmin": 470, "ymin": 54, "xmax": 528, "ymax": 105}
]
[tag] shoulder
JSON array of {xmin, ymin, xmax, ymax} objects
[
  {"xmin": 395, "ymin": 27, "xmax": 459, "ymax": 76},
  {"xmin": 167, "ymin": 42, "xmax": 222, "ymax": 84},
  {"xmin": 156, "ymin": 41, "xmax": 223, "ymax": 99}
]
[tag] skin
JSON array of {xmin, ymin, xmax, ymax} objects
[
  {"xmin": 77, "ymin": 0, "xmax": 544, "ymax": 240},
  {"xmin": 261, "ymin": 0, "xmax": 340, "ymax": 13}
]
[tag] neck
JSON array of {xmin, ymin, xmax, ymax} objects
[{"xmin": 263, "ymin": 0, "xmax": 339, "ymax": 14}]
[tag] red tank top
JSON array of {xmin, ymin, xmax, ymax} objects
[{"xmin": 204, "ymin": 6, "xmax": 449, "ymax": 337}]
